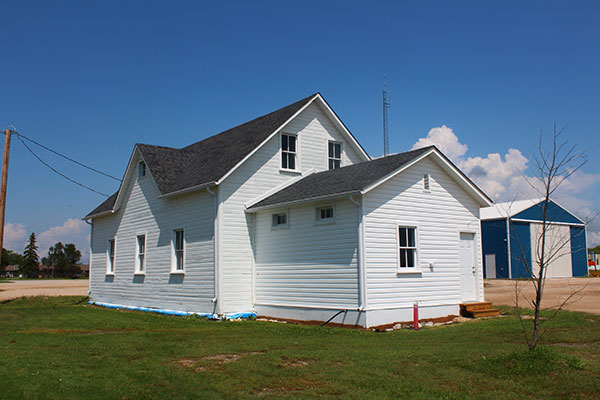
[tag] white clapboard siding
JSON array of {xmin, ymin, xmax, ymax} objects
[
  {"xmin": 89, "ymin": 152, "xmax": 216, "ymax": 313},
  {"xmin": 254, "ymin": 199, "xmax": 359, "ymax": 308},
  {"xmin": 218, "ymin": 102, "xmax": 364, "ymax": 312},
  {"xmin": 363, "ymin": 157, "xmax": 483, "ymax": 309}
]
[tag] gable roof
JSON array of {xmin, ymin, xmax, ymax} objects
[
  {"xmin": 481, "ymin": 199, "xmax": 585, "ymax": 225},
  {"xmin": 247, "ymin": 146, "xmax": 491, "ymax": 211},
  {"xmin": 85, "ymin": 93, "xmax": 370, "ymax": 219}
]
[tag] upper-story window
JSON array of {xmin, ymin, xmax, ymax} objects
[
  {"xmin": 328, "ymin": 142, "xmax": 341, "ymax": 169},
  {"xmin": 423, "ymin": 174, "xmax": 430, "ymax": 191},
  {"xmin": 281, "ymin": 134, "xmax": 297, "ymax": 170},
  {"xmin": 138, "ymin": 161, "xmax": 146, "ymax": 178}
]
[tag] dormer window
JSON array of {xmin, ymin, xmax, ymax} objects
[
  {"xmin": 138, "ymin": 161, "xmax": 146, "ymax": 178},
  {"xmin": 281, "ymin": 134, "xmax": 297, "ymax": 170}
]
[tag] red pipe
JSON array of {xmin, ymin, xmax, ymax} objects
[{"xmin": 413, "ymin": 302, "xmax": 419, "ymax": 330}]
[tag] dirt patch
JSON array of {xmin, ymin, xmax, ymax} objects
[
  {"xmin": 0, "ymin": 279, "xmax": 88, "ymax": 301},
  {"xmin": 282, "ymin": 359, "xmax": 310, "ymax": 368},
  {"xmin": 484, "ymin": 277, "xmax": 600, "ymax": 315},
  {"xmin": 175, "ymin": 351, "xmax": 263, "ymax": 371}
]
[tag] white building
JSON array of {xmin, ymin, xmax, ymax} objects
[{"xmin": 86, "ymin": 93, "xmax": 492, "ymax": 328}]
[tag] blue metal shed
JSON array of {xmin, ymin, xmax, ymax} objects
[{"xmin": 480, "ymin": 199, "xmax": 587, "ymax": 279}]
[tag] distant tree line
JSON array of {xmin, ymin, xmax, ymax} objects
[{"xmin": 1, "ymin": 232, "xmax": 83, "ymax": 278}]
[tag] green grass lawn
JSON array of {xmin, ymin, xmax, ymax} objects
[{"xmin": 1, "ymin": 297, "xmax": 599, "ymax": 399}]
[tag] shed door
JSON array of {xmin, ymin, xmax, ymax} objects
[
  {"xmin": 530, "ymin": 223, "xmax": 572, "ymax": 278},
  {"xmin": 459, "ymin": 232, "xmax": 477, "ymax": 301}
]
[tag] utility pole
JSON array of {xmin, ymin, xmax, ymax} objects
[{"xmin": 0, "ymin": 129, "xmax": 12, "ymax": 267}]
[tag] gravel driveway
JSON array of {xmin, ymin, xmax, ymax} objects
[
  {"xmin": 484, "ymin": 277, "xmax": 600, "ymax": 315},
  {"xmin": 0, "ymin": 279, "xmax": 89, "ymax": 301}
]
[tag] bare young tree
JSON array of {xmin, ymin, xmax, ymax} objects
[{"xmin": 511, "ymin": 124, "xmax": 594, "ymax": 350}]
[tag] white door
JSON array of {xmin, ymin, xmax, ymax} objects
[{"xmin": 459, "ymin": 232, "xmax": 477, "ymax": 301}]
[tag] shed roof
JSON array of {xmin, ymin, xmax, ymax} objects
[{"xmin": 481, "ymin": 199, "xmax": 584, "ymax": 225}]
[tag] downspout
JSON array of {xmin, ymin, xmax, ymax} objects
[
  {"xmin": 207, "ymin": 187, "xmax": 219, "ymax": 306},
  {"xmin": 349, "ymin": 195, "xmax": 366, "ymax": 312}
]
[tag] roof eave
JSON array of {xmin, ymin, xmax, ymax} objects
[{"xmin": 246, "ymin": 190, "xmax": 361, "ymax": 213}]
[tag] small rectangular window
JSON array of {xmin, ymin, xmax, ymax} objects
[
  {"xmin": 272, "ymin": 213, "xmax": 287, "ymax": 227},
  {"xmin": 281, "ymin": 134, "xmax": 297, "ymax": 170},
  {"xmin": 138, "ymin": 161, "xmax": 146, "ymax": 178},
  {"xmin": 316, "ymin": 206, "xmax": 334, "ymax": 223},
  {"xmin": 423, "ymin": 174, "xmax": 430, "ymax": 191},
  {"xmin": 398, "ymin": 227, "xmax": 417, "ymax": 269},
  {"xmin": 136, "ymin": 234, "xmax": 146, "ymax": 273},
  {"xmin": 328, "ymin": 142, "xmax": 341, "ymax": 169},
  {"xmin": 107, "ymin": 239, "xmax": 115, "ymax": 274},
  {"xmin": 173, "ymin": 229, "xmax": 184, "ymax": 272}
]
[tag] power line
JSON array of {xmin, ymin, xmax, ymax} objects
[
  {"xmin": 14, "ymin": 131, "xmax": 122, "ymax": 182},
  {"xmin": 16, "ymin": 134, "xmax": 110, "ymax": 197}
]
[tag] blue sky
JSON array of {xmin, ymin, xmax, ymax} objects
[{"xmin": 1, "ymin": 0, "xmax": 599, "ymax": 259}]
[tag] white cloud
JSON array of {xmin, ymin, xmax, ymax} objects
[
  {"xmin": 3, "ymin": 222, "xmax": 27, "ymax": 252},
  {"xmin": 412, "ymin": 125, "xmax": 468, "ymax": 160},
  {"xmin": 412, "ymin": 125, "xmax": 600, "ymax": 247},
  {"xmin": 38, "ymin": 218, "xmax": 90, "ymax": 263}
]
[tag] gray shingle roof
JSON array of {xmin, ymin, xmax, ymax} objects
[
  {"xmin": 86, "ymin": 93, "xmax": 319, "ymax": 218},
  {"xmin": 248, "ymin": 146, "xmax": 435, "ymax": 210}
]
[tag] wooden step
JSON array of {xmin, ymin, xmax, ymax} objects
[
  {"xmin": 460, "ymin": 302, "xmax": 492, "ymax": 312},
  {"xmin": 466, "ymin": 308, "xmax": 500, "ymax": 318}
]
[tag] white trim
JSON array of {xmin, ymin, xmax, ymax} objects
[
  {"xmin": 216, "ymin": 94, "xmax": 370, "ymax": 185},
  {"xmin": 171, "ymin": 228, "xmax": 185, "ymax": 274},
  {"xmin": 328, "ymin": 140, "xmax": 343, "ymax": 170},
  {"xmin": 315, "ymin": 94, "xmax": 370, "ymax": 161},
  {"xmin": 510, "ymin": 218, "xmax": 585, "ymax": 227},
  {"xmin": 271, "ymin": 210, "xmax": 290, "ymax": 230},
  {"xmin": 396, "ymin": 224, "xmax": 420, "ymax": 273},
  {"xmin": 113, "ymin": 147, "xmax": 144, "ymax": 214},
  {"xmin": 279, "ymin": 132, "xmax": 300, "ymax": 172},
  {"xmin": 362, "ymin": 149, "xmax": 492, "ymax": 207},
  {"xmin": 459, "ymin": 230, "xmax": 480, "ymax": 301},
  {"xmin": 314, "ymin": 203, "xmax": 336, "ymax": 225},
  {"xmin": 349, "ymin": 195, "xmax": 366, "ymax": 310},
  {"xmin": 106, "ymin": 237, "xmax": 116, "ymax": 275},
  {"xmin": 135, "ymin": 233, "xmax": 147, "ymax": 275}
]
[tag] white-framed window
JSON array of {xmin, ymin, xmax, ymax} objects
[
  {"xmin": 315, "ymin": 205, "xmax": 335, "ymax": 224},
  {"xmin": 328, "ymin": 142, "xmax": 342, "ymax": 169},
  {"xmin": 171, "ymin": 229, "xmax": 185, "ymax": 273},
  {"xmin": 107, "ymin": 238, "xmax": 116, "ymax": 274},
  {"xmin": 398, "ymin": 226, "xmax": 418, "ymax": 270},
  {"xmin": 135, "ymin": 234, "xmax": 146, "ymax": 274},
  {"xmin": 281, "ymin": 134, "xmax": 297, "ymax": 170},
  {"xmin": 138, "ymin": 161, "xmax": 146, "ymax": 178},
  {"xmin": 423, "ymin": 174, "xmax": 430, "ymax": 191},
  {"xmin": 272, "ymin": 212, "xmax": 289, "ymax": 229}
]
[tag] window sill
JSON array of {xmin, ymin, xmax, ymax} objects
[
  {"xmin": 134, "ymin": 271, "xmax": 146, "ymax": 276},
  {"xmin": 170, "ymin": 270, "xmax": 185, "ymax": 275},
  {"xmin": 279, "ymin": 168, "xmax": 302, "ymax": 175},
  {"xmin": 396, "ymin": 269, "xmax": 422, "ymax": 275},
  {"xmin": 105, "ymin": 272, "xmax": 115, "ymax": 276}
]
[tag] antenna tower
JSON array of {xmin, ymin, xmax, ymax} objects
[{"xmin": 383, "ymin": 77, "xmax": 391, "ymax": 156}]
